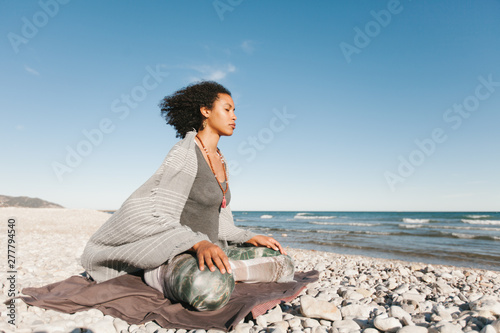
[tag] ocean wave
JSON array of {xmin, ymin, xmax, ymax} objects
[
  {"xmin": 361, "ymin": 231, "xmax": 393, "ymax": 236},
  {"xmin": 451, "ymin": 233, "xmax": 476, "ymax": 239},
  {"xmin": 435, "ymin": 225, "xmax": 500, "ymax": 232},
  {"xmin": 309, "ymin": 221, "xmax": 376, "ymax": 227},
  {"xmin": 315, "ymin": 230, "xmax": 348, "ymax": 234},
  {"xmin": 244, "ymin": 226, "xmax": 315, "ymax": 234},
  {"xmin": 294, "ymin": 213, "xmax": 336, "ymax": 220},
  {"xmin": 447, "ymin": 232, "xmax": 500, "ymax": 241},
  {"xmin": 299, "ymin": 240, "xmax": 500, "ymax": 266},
  {"xmin": 461, "ymin": 219, "xmax": 500, "ymax": 225},
  {"xmin": 399, "ymin": 224, "xmax": 424, "ymax": 229},
  {"xmin": 398, "ymin": 224, "xmax": 500, "ymax": 232},
  {"xmin": 260, "ymin": 215, "xmax": 273, "ymax": 219},
  {"xmin": 319, "ymin": 229, "xmax": 408, "ymax": 237},
  {"xmin": 402, "ymin": 218, "xmax": 430, "ymax": 223},
  {"xmin": 466, "ymin": 215, "xmax": 491, "ymax": 219},
  {"xmin": 432, "ymin": 230, "xmax": 500, "ymax": 241}
]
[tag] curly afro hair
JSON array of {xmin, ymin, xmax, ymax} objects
[{"xmin": 159, "ymin": 81, "xmax": 232, "ymax": 138}]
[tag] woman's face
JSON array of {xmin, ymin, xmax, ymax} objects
[{"xmin": 204, "ymin": 93, "xmax": 237, "ymax": 136}]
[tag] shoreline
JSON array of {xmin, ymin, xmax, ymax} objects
[{"xmin": 0, "ymin": 208, "xmax": 499, "ymax": 333}]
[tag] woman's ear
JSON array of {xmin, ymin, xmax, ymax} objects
[{"xmin": 200, "ymin": 106, "xmax": 211, "ymax": 118}]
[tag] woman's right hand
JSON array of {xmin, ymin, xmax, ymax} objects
[{"xmin": 190, "ymin": 240, "xmax": 232, "ymax": 274}]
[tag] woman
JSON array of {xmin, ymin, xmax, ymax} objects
[{"xmin": 81, "ymin": 81, "xmax": 294, "ymax": 311}]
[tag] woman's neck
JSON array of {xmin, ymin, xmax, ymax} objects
[{"xmin": 196, "ymin": 129, "xmax": 220, "ymax": 153}]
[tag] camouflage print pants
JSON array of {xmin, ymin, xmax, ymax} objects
[{"xmin": 150, "ymin": 246, "xmax": 295, "ymax": 311}]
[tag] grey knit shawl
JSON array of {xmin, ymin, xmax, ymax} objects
[{"xmin": 81, "ymin": 131, "xmax": 256, "ymax": 282}]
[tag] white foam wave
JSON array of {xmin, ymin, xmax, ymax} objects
[
  {"xmin": 363, "ymin": 231, "xmax": 392, "ymax": 236},
  {"xmin": 315, "ymin": 230, "xmax": 347, "ymax": 234},
  {"xmin": 461, "ymin": 219, "xmax": 500, "ymax": 225},
  {"xmin": 399, "ymin": 224, "xmax": 424, "ymax": 229},
  {"xmin": 437, "ymin": 225, "xmax": 500, "ymax": 232},
  {"xmin": 260, "ymin": 215, "xmax": 273, "ymax": 219},
  {"xmin": 310, "ymin": 221, "xmax": 376, "ymax": 227},
  {"xmin": 403, "ymin": 218, "xmax": 430, "ymax": 223},
  {"xmin": 466, "ymin": 215, "xmax": 490, "ymax": 219},
  {"xmin": 295, "ymin": 214, "xmax": 336, "ymax": 220},
  {"xmin": 451, "ymin": 233, "xmax": 476, "ymax": 239}
]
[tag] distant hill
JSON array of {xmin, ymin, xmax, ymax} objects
[{"xmin": 0, "ymin": 195, "xmax": 64, "ymax": 208}]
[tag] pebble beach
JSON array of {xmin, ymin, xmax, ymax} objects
[{"xmin": 0, "ymin": 208, "xmax": 499, "ymax": 333}]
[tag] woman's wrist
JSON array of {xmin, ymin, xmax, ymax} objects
[{"xmin": 190, "ymin": 240, "xmax": 211, "ymax": 252}]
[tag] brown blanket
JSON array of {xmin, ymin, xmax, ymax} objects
[{"xmin": 20, "ymin": 271, "xmax": 318, "ymax": 331}]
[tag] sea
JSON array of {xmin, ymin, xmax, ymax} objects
[{"xmin": 232, "ymin": 211, "xmax": 500, "ymax": 271}]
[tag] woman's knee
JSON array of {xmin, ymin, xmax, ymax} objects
[
  {"xmin": 187, "ymin": 265, "xmax": 235, "ymax": 311},
  {"xmin": 163, "ymin": 253, "xmax": 235, "ymax": 311},
  {"xmin": 276, "ymin": 254, "xmax": 295, "ymax": 282}
]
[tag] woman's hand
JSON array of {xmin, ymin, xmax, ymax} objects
[
  {"xmin": 190, "ymin": 240, "xmax": 232, "ymax": 274},
  {"xmin": 245, "ymin": 235, "xmax": 287, "ymax": 255}
]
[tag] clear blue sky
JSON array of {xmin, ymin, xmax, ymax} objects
[{"xmin": 1, "ymin": 0, "xmax": 499, "ymax": 211}]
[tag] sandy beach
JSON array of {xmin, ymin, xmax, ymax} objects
[{"xmin": 0, "ymin": 208, "xmax": 499, "ymax": 333}]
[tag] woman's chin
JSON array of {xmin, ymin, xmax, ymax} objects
[{"xmin": 222, "ymin": 129, "xmax": 235, "ymax": 137}]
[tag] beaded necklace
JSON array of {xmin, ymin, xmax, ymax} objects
[{"xmin": 196, "ymin": 135, "xmax": 228, "ymax": 208}]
